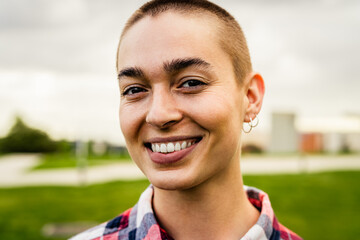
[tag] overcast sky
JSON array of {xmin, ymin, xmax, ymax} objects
[{"xmin": 0, "ymin": 0, "xmax": 359, "ymax": 144}]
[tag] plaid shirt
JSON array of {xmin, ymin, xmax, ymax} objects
[{"xmin": 70, "ymin": 185, "xmax": 302, "ymax": 240}]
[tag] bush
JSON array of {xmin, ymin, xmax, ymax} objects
[{"xmin": 0, "ymin": 117, "xmax": 57, "ymax": 153}]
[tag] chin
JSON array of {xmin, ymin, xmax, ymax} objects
[{"xmin": 148, "ymin": 171, "xmax": 200, "ymax": 191}]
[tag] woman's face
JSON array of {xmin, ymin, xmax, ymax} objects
[{"xmin": 117, "ymin": 12, "xmax": 249, "ymax": 190}]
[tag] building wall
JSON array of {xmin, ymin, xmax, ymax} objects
[
  {"xmin": 270, "ymin": 113, "xmax": 298, "ymax": 153},
  {"xmin": 300, "ymin": 133, "xmax": 323, "ymax": 153},
  {"xmin": 323, "ymin": 132, "xmax": 344, "ymax": 153},
  {"xmin": 346, "ymin": 133, "xmax": 360, "ymax": 153}
]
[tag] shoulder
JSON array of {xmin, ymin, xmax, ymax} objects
[
  {"xmin": 244, "ymin": 185, "xmax": 303, "ymax": 240},
  {"xmin": 69, "ymin": 185, "xmax": 156, "ymax": 240},
  {"xmin": 69, "ymin": 208, "xmax": 133, "ymax": 240},
  {"xmin": 275, "ymin": 223, "xmax": 303, "ymax": 240}
]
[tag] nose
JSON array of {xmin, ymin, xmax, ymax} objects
[{"xmin": 146, "ymin": 88, "xmax": 183, "ymax": 129}]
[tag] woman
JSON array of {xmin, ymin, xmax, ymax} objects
[{"xmin": 71, "ymin": 0, "xmax": 302, "ymax": 239}]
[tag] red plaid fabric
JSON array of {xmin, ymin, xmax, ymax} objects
[{"xmin": 70, "ymin": 185, "xmax": 302, "ymax": 240}]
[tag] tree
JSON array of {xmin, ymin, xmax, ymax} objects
[{"xmin": 0, "ymin": 117, "xmax": 57, "ymax": 153}]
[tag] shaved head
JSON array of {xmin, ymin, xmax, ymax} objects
[{"xmin": 117, "ymin": 0, "xmax": 252, "ymax": 83}]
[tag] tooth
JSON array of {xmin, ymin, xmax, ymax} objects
[
  {"xmin": 167, "ymin": 143, "xmax": 175, "ymax": 153},
  {"xmin": 175, "ymin": 142, "xmax": 181, "ymax": 151},
  {"xmin": 181, "ymin": 141, "xmax": 187, "ymax": 149},
  {"xmin": 187, "ymin": 141, "xmax": 191, "ymax": 147},
  {"xmin": 155, "ymin": 144, "xmax": 160, "ymax": 152},
  {"xmin": 160, "ymin": 144, "xmax": 167, "ymax": 153},
  {"xmin": 151, "ymin": 144, "xmax": 155, "ymax": 152}
]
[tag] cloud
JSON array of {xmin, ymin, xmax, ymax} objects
[{"xmin": 0, "ymin": 0, "xmax": 359, "ymax": 141}]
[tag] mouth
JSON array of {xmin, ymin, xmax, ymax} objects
[{"xmin": 144, "ymin": 137, "xmax": 202, "ymax": 154}]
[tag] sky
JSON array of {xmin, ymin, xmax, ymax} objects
[{"xmin": 0, "ymin": 0, "xmax": 359, "ymax": 145}]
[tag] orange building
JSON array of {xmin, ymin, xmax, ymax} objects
[{"xmin": 300, "ymin": 133, "xmax": 323, "ymax": 153}]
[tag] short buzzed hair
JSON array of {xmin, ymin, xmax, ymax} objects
[{"xmin": 117, "ymin": 0, "xmax": 252, "ymax": 83}]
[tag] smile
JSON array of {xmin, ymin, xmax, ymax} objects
[
  {"xmin": 151, "ymin": 140, "xmax": 196, "ymax": 154},
  {"xmin": 144, "ymin": 136, "xmax": 202, "ymax": 164}
]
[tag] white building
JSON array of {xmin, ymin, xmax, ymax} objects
[
  {"xmin": 297, "ymin": 114, "xmax": 360, "ymax": 153},
  {"xmin": 270, "ymin": 112, "xmax": 298, "ymax": 153}
]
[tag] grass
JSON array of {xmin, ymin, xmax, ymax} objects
[
  {"xmin": 0, "ymin": 171, "xmax": 359, "ymax": 239},
  {"xmin": 31, "ymin": 152, "xmax": 360, "ymax": 170},
  {"xmin": 243, "ymin": 171, "xmax": 360, "ymax": 239},
  {"xmin": 31, "ymin": 153, "xmax": 132, "ymax": 170},
  {"xmin": 0, "ymin": 180, "xmax": 150, "ymax": 240}
]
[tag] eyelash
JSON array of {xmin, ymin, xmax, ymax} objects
[
  {"xmin": 121, "ymin": 79, "xmax": 206, "ymax": 97},
  {"xmin": 179, "ymin": 79, "xmax": 206, "ymax": 88},
  {"xmin": 122, "ymin": 86, "xmax": 147, "ymax": 96}
]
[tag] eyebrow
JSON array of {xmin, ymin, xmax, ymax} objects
[
  {"xmin": 117, "ymin": 57, "xmax": 211, "ymax": 81},
  {"xmin": 118, "ymin": 67, "xmax": 144, "ymax": 80},
  {"xmin": 163, "ymin": 57, "xmax": 211, "ymax": 73}
]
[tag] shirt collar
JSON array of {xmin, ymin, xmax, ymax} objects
[{"xmin": 134, "ymin": 185, "xmax": 276, "ymax": 240}]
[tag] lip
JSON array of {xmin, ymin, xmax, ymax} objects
[
  {"xmin": 145, "ymin": 135, "xmax": 202, "ymax": 144},
  {"xmin": 144, "ymin": 136, "xmax": 202, "ymax": 164},
  {"xmin": 146, "ymin": 142, "xmax": 199, "ymax": 164}
]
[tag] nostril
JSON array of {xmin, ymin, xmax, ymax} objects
[
  {"xmin": 146, "ymin": 111, "xmax": 183, "ymax": 129},
  {"xmin": 161, "ymin": 120, "xmax": 178, "ymax": 128}
]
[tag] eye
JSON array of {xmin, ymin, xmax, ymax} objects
[
  {"xmin": 122, "ymin": 86, "xmax": 147, "ymax": 96},
  {"xmin": 179, "ymin": 79, "xmax": 206, "ymax": 88}
]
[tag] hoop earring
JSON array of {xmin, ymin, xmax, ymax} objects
[
  {"xmin": 250, "ymin": 115, "xmax": 259, "ymax": 128},
  {"xmin": 242, "ymin": 114, "xmax": 259, "ymax": 133},
  {"xmin": 242, "ymin": 122, "xmax": 252, "ymax": 133}
]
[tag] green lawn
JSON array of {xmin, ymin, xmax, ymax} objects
[
  {"xmin": 1, "ymin": 171, "xmax": 359, "ymax": 240},
  {"xmin": 32, "ymin": 152, "xmax": 360, "ymax": 170},
  {"xmin": 244, "ymin": 171, "xmax": 360, "ymax": 239},
  {"xmin": 31, "ymin": 153, "xmax": 131, "ymax": 170}
]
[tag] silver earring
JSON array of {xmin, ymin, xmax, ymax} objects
[
  {"xmin": 242, "ymin": 121, "xmax": 252, "ymax": 133},
  {"xmin": 242, "ymin": 114, "xmax": 259, "ymax": 133},
  {"xmin": 249, "ymin": 115, "xmax": 259, "ymax": 128}
]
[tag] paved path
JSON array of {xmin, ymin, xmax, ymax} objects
[
  {"xmin": 241, "ymin": 155, "xmax": 360, "ymax": 174},
  {"xmin": 0, "ymin": 154, "xmax": 144, "ymax": 187},
  {"xmin": 0, "ymin": 154, "xmax": 359, "ymax": 187}
]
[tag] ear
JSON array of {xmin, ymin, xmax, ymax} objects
[{"xmin": 244, "ymin": 72, "xmax": 265, "ymax": 123}]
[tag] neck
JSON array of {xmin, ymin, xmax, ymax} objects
[{"xmin": 152, "ymin": 161, "xmax": 260, "ymax": 240}]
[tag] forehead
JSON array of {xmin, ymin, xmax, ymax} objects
[{"xmin": 117, "ymin": 11, "xmax": 228, "ymax": 72}]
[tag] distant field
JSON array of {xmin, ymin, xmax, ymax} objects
[
  {"xmin": 32, "ymin": 152, "xmax": 360, "ymax": 170},
  {"xmin": 0, "ymin": 171, "xmax": 359, "ymax": 240},
  {"xmin": 32, "ymin": 153, "xmax": 132, "ymax": 170}
]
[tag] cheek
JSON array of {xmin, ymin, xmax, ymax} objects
[
  {"xmin": 119, "ymin": 103, "xmax": 145, "ymax": 142},
  {"xmin": 181, "ymin": 92, "xmax": 242, "ymax": 131}
]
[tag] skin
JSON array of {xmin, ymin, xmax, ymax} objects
[{"xmin": 117, "ymin": 11, "xmax": 265, "ymax": 240}]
